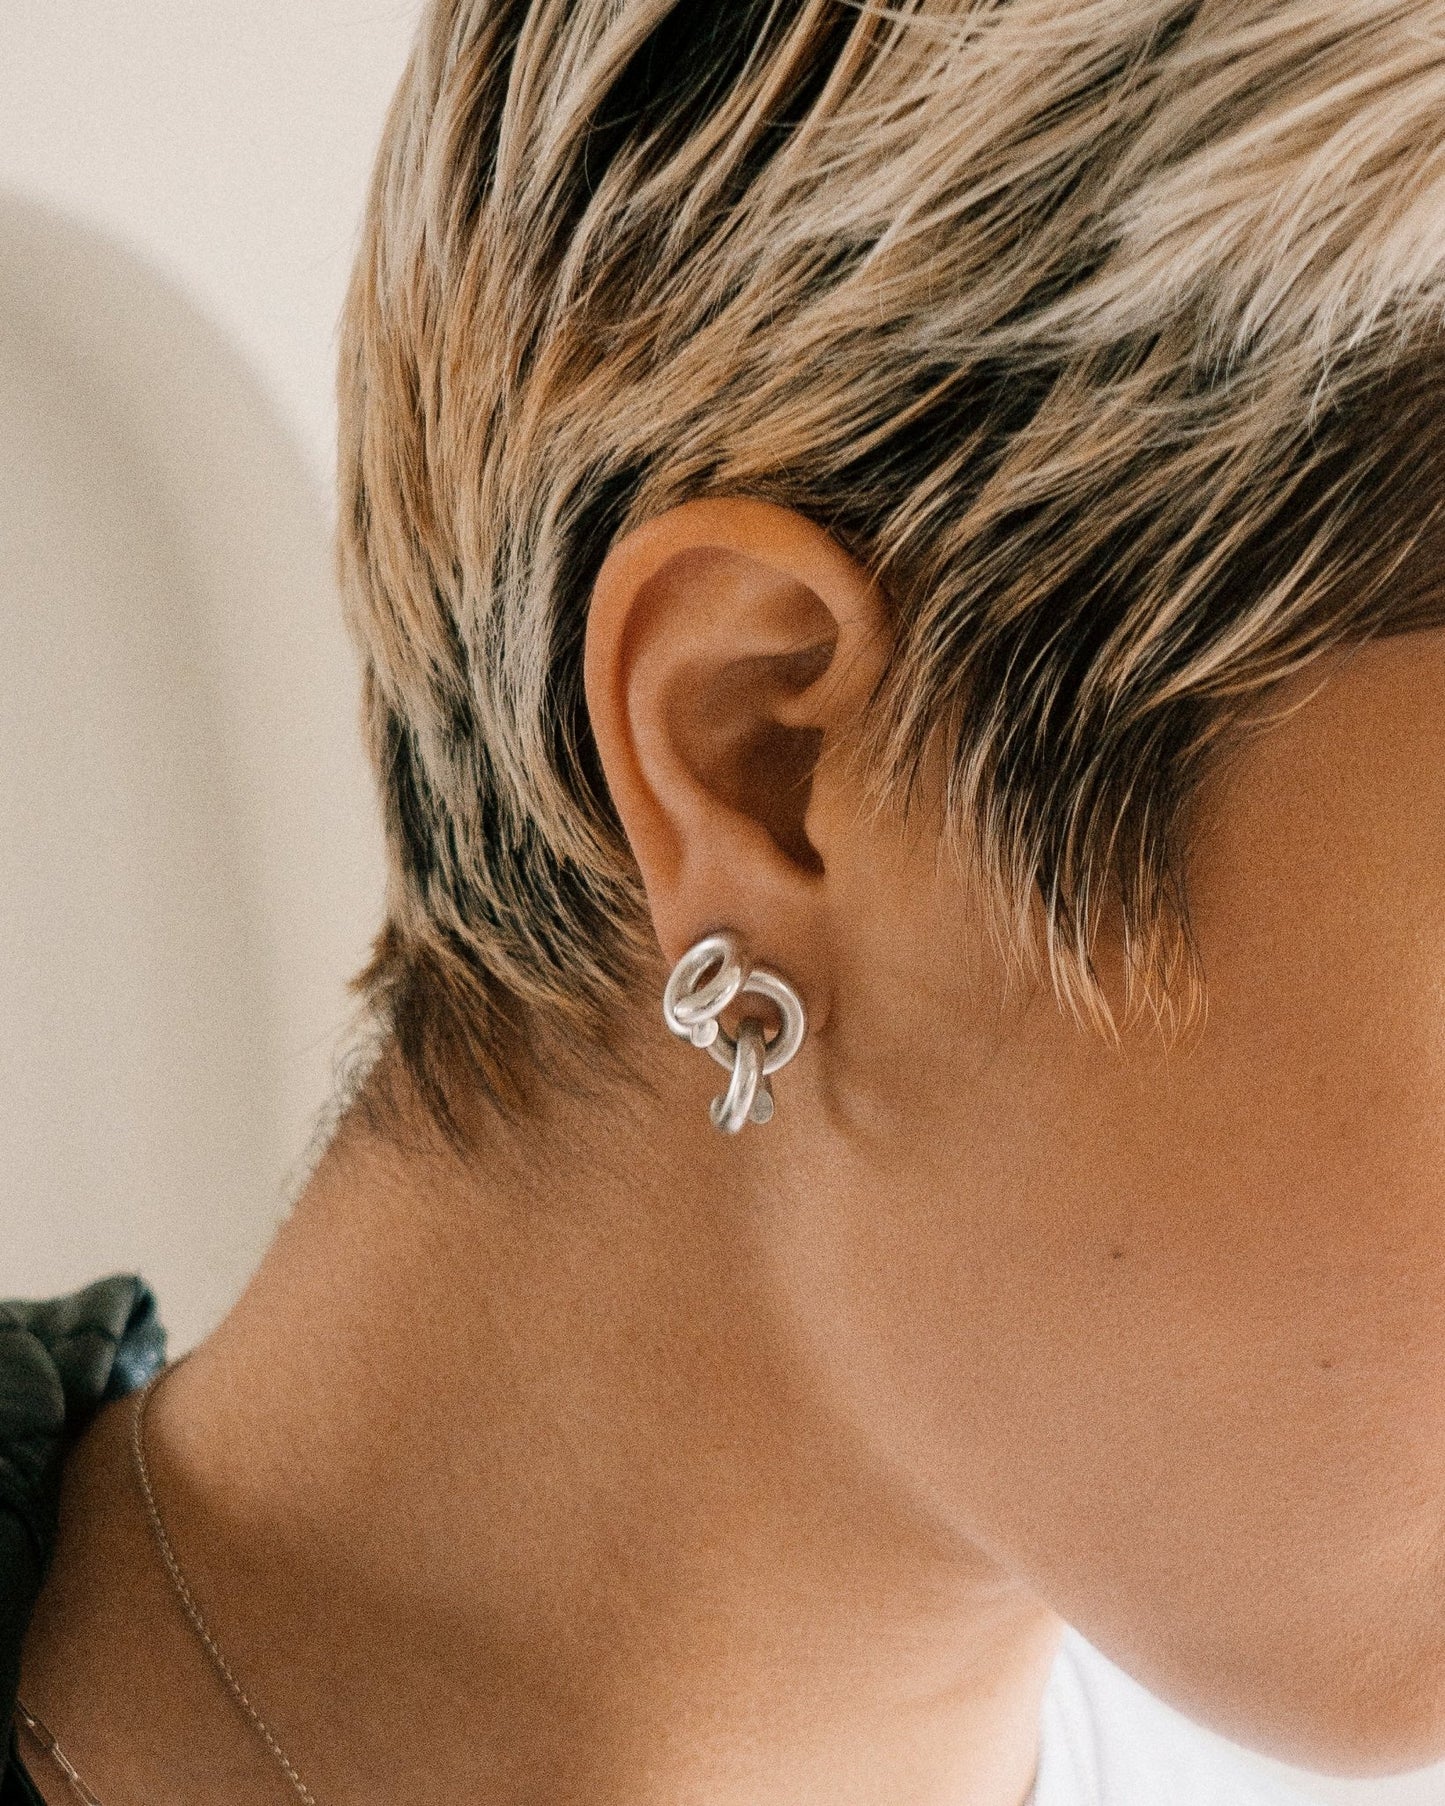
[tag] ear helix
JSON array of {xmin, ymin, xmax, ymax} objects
[{"xmin": 662, "ymin": 932, "xmax": 807, "ymax": 1133}]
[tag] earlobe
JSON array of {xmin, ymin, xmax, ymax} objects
[{"xmin": 583, "ymin": 498, "xmax": 890, "ymax": 983}]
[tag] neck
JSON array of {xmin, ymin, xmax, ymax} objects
[{"xmin": 150, "ymin": 1044, "xmax": 1060, "ymax": 1805}]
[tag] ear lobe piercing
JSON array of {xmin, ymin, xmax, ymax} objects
[{"xmin": 662, "ymin": 932, "xmax": 807, "ymax": 1133}]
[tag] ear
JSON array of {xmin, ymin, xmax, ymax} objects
[{"xmin": 584, "ymin": 498, "xmax": 890, "ymax": 1029}]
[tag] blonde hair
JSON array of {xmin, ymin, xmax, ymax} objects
[{"xmin": 338, "ymin": 0, "xmax": 1445, "ymax": 1124}]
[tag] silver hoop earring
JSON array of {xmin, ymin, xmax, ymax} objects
[{"xmin": 662, "ymin": 931, "xmax": 807, "ymax": 1134}]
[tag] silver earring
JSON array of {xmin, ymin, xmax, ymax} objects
[{"xmin": 662, "ymin": 931, "xmax": 807, "ymax": 1134}]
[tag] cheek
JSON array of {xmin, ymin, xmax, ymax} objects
[
  {"xmin": 800, "ymin": 917, "xmax": 1445, "ymax": 1773},
  {"xmin": 810, "ymin": 632, "xmax": 1445, "ymax": 1766},
  {"xmin": 798, "ymin": 1042, "xmax": 1445, "ymax": 1771}
]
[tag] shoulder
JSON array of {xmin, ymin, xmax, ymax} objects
[
  {"xmin": 1037, "ymin": 1628, "xmax": 1318, "ymax": 1806},
  {"xmin": 0, "ymin": 1277, "xmax": 165, "ymax": 1741}
]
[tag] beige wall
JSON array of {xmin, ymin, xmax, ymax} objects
[
  {"xmin": 0, "ymin": 193, "xmax": 383, "ymax": 1350},
  {"xmin": 0, "ymin": 0, "xmax": 423, "ymax": 487},
  {"xmin": 0, "ymin": 4, "xmax": 418, "ymax": 1346},
  {"xmin": 0, "ymin": 10, "xmax": 1440, "ymax": 1801}
]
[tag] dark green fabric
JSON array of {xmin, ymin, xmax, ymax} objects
[{"xmin": 0, "ymin": 1276, "xmax": 165, "ymax": 1803}]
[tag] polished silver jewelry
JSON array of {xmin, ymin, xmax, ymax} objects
[
  {"xmin": 130, "ymin": 1367, "xmax": 319, "ymax": 1806},
  {"xmin": 662, "ymin": 931, "xmax": 807, "ymax": 1133}
]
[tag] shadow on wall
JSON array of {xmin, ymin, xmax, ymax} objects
[{"xmin": 0, "ymin": 192, "xmax": 383, "ymax": 1351}]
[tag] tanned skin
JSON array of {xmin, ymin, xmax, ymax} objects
[{"xmin": 20, "ymin": 501, "xmax": 1445, "ymax": 1804}]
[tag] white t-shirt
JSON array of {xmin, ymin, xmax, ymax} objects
[{"xmin": 1031, "ymin": 1629, "xmax": 1315, "ymax": 1806}]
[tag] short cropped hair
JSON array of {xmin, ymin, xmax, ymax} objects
[{"xmin": 338, "ymin": 0, "xmax": 1445, "ymax": 1123}]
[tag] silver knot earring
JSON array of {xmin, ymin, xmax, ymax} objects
[{"xmin": 662, "ymin": 931, "xmax": 807, "ymax": 1134}]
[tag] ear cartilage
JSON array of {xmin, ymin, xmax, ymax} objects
[{"xmin": 662, "ymin": 932, "xmax": 807, "ymax": 1132}]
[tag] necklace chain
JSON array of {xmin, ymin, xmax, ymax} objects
[
  {"xmin": 13, "ymin": 1373, "xmax": 319, "ymax": 1806},
  {"xmin": 129, "ymin": 1367, "xmax": 320, "ymax": 1806},
  {"xmin": 14, "ymin": 1701, "xmax": 105, "ymax": 1806}
]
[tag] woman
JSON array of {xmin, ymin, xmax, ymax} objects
[{"xmin": 8, "ymin": 2, "xmax": 1445, "ymax": 1801}]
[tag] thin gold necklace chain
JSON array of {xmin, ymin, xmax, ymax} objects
[
  {"xmin": 128, "ymin": 1367, "xmax": 319, "ymax": 1806},
  {"xmin": 13, "ymin": 1701, "xmax": 105, "ymax": 1806},
  {"xmin": 13, "ymin": 1373, "xmax": 318, "ymax": 1806}
]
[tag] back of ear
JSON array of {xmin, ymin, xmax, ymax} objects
[{"xmin": 583, "ymin": 498, "xmax": 891, "ymax": 1023}]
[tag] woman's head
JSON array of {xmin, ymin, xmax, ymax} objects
[
  {"xmin": 337, "ymin": 0, "xmax": 1445, "ymax": 1775},
  {"xmin": 340, "ymin": 0, "xmax": 1445, "ymax": 1107}
]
